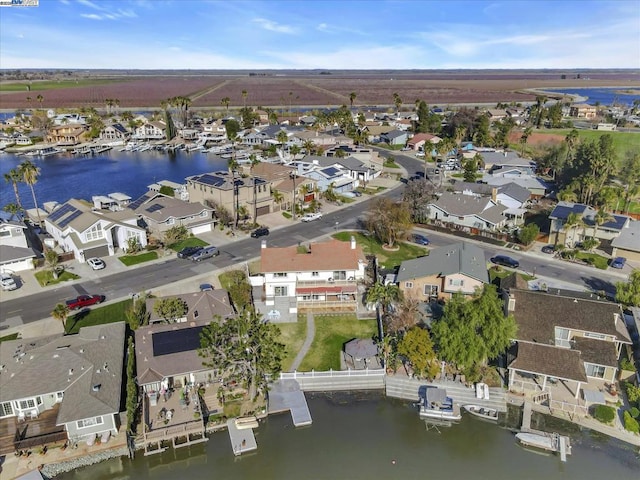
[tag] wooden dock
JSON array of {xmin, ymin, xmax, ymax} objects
[
  {"xmin": 520, "ymin": 401, "xmax": 571, "ymax": 462},
  {"xmin": 227, "ymin": 419, "xmax": 257, "ymax": 456}
]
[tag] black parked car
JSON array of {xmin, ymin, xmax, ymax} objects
[
  {"xmin": 490, "ymin": 255, "xmax": 520, "ymax": 268},
  {"xmin": 177, "ymin": 246, "xmax": 203, "ymax": 259},
  {"xmin": 541, "ymin": 245, "xmax": 555, "ymax": 254},
  {"xmin": 251, "ymin": 226, "xmax": 270, "ymax": 238}
]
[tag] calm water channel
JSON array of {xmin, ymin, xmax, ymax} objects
[
  {"xmin": 56, "ymin": 392, "xmax": 639, "ymax": 480},
  {"xmin": 0, "ymin": 150, "xmax": 228, "ymax": 210}
]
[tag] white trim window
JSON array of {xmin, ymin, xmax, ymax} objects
[
  {"xmin": 0, "ymin": 402, "xmax": 13, "ymax": 418},
  {"xmin": 448, "ymin": 278, "xmax": 464, "ymax": 287},
  {"xmin": 274, "ymin": 286, "xmax": 288, "ymax": 296},
  {"xmin": 404, "ymin": 281, "xmax": 413, "ymax": 289},
  {"xmin": 85, "ymin": 224, "xmax": 104, "ymax": 242},
  {"xmin": 424, "ymin": 285, "xmax": 439, "ymax": 296},
  {"xmin": 554, "ymin": 327, "xmax": 571, "ymax": 348},
  {"xmin": 585, "ymin": 363, "xmax": 605, "ymax": 379},
  {"xmin": 76, "ymin": 416, "xmax": 104, "ymax": 429}
]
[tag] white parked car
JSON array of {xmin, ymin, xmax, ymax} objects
[
  {"xmin": 301, "ymin": 212, "xmax": 323, "ymax": 222},
  {"xmin": 87, "ymin": 257, "xmax": 106, "ymax": 270},
  {"xmin": 1, "ymin": 273, "xmax": 17, "ymax": 291}
]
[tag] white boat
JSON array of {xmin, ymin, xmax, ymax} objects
[
  {"xmin": 463, "ymin": 404, "xmax": 498, "ymax": 421},
  {"xmin": 234, "ymin": 416, "xmax": 259, "ymax": 430},
  {"xmin": 418, "ymin": 387, "xmax": 462, "ymax": 421}
]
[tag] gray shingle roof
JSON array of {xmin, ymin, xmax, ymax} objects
[
  {"xmin": 509, "ymin": 342, "xmax": 588, "ymax": 383},
  {"xmin": 498, "ymin": 182, "xmax": 531, "ymax": 203},
  {"xmin": 0, "ymin": 322, "xmax": 126, "ymax": 424},
  {"xmin": 396, "ymin": 242, "xmax": 488, "ymax": 283},
  {"xmin": 611, "ymin": 220, "xmax": 640, "ymax": 252}
]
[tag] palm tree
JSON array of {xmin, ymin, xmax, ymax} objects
[
  {"xmin": 4, "ymin": 168, "xmax": 23, "ymax": 210},
  {"xmin": 36, "ymin": 94, "xmax": 43, "ymax": 107},
  {"xmin": 44, "ymin": 248, "xmax": 60, "ymax": 279},
  {"xmin": 19, "ymin": 160, "xmax": 42, "ymax": 226},
  {"xmin": 51, "ymin": 303, "xmax": 70, "ymax": 333},
  {"xmin": 564, "ymin": 129, "xmax": 579, "ymax": 165},
  {"xmin": 221, "ymin": 97, "xmax": 230, "ymax": 112},
  {"xmin": 271, "ymin": 189, "xmax": 284, "ymax": 211},
  {"xmin": 392, "ymin": 92, "xmax": 402, "ymax": 115},
  {"xmin": 276, "ymin": 130, "xmax": 288, "ymax": 158},
  {"xmin": 520, "ymin": 127, "xmax": 532, "ymax": 156},
  {"xmin": 3, "ymin": 203, "xmax": 20, "ymax": 215},
  {"xmin": 302, "ymin": 139, "xmax": 315, "ymax": 155},
  {"xmin": 349, "ymin": 92, "xmax": 357, "ymax": 108},
  {"xmin": 290, "ymin": 144, "xmax": 301, "ymax": 158},
  {"xmin": 366, "ymin": 281, "xmax": 403, "ymax": 317},
  {"xmin": 593, "ymin": 209, "xmax": 614, "ymax": 240},
  {"xmin": 564, "ymin": 212, "xmax": 584, "ymax": 248},
  {"xmin": 242, "ymin": 90, "xmax": 248, "ymax": 109}
]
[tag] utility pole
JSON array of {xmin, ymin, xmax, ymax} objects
[{"xmin": 290, "ymin": 172, "xmax": 297, "ymax": 221}]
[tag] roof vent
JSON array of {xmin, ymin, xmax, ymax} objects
[
  {"xmin": 68, "ymin": 368, "xmax": 74, "ymax": 375},
  {"xmin": 573, "ymin": 298, "xmax": 578, "ymax": 303},
  {"xmin": 92, "ymin": 384, "xmax": 101, "ymax": 392},
  {"xmin": 103, "ymin": 363, "xmax": 108, "ymax": 371},
  {"xmin": 100, "ymin": 335, "xmax": 106, "ymax": 340}
]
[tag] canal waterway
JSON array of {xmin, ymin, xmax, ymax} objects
[
  {"xmin": 544, "ymin": 87, "xmax": 640, "ymax": 106},
  {"xmin": 0, "ymin": 150, "xmax": 228, "ymax": 210},
  {"xmin": 56, "ymin": 392, "xmax": 639, "ymax": 480}
]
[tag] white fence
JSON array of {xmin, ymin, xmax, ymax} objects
[{"xmin": 279, "ymin": 369, "xmax": 386, "ymax": 391}]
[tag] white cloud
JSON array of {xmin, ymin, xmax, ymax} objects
[
  {"xmin": 79, "ymin": 9, "xmax": 137, "ymax": 21},
  {"xmin": 77, "ymin": 0, "xmax": 103, "ymax": 10},
  {"xmin": 252, "ymin": 18, "xmax": 297, "ymax": 34},
  {"xmin": 80, "ymin": 13, "xmax": 103, "ymax": 20}
]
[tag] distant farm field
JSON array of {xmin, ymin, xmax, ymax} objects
[
  {"xmin": 544, "ymin": 128, "xmax": 640, "ymax": 155},
  {"xmin": 1, "ymin": 72, "xmax": 638, "ymax": 110}
]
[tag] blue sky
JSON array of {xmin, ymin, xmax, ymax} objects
[{"xmin": 1, "ymin": 0, "xmax": 639, "ymax": 69}]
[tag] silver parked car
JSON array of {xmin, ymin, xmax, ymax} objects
[{"xmin": 191, "ymin": 245, "xmax": 220, "ymax": 262}]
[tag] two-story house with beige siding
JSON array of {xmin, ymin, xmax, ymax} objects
[{"xmin": 396, "ymin": 242, "xmax": 488, "ymax": 302}]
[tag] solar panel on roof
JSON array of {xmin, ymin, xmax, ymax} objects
[
  {"xmin": 145, "ymin": 203, "xmax": 163, "ymax": 213},
  {"xmin": 129, "ymin": 193, "xmax": 151, "ymax": 210},
  {"xmin": 48, "ymin": 204, "xmax": 74, "ymax": 222},
  {"xmin": 58, "ymin": 209, "xmax": 82, "ymax": 228},
  {"xmin": 322, "ymin": 167, "xmax": 340, "ymax": 176},
  {"xmin": 152, "ymin": 326, "xmax": 205, "ymax": 356},
  {"xmin": 198, "ymin": 174, "xmax": 225, "ymax": 187}
]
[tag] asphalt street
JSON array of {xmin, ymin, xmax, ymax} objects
[{"xmin": 0, "ymin": 150, "xmax": 628, "ymax": 327}]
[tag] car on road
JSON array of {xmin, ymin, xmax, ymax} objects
[
  {"xmin": 416, "ymin": 152, "xmax": 425, "ymax": 158},
  {"xmin": 490, "ymin": 255, "xmax": 520, "ymax": 268},
  {"xmin": 301, "ymin": 212, "xmax": 323, "ymax": 222},
  {"xmin": 87, "ymin": 257, "xmax": 106, "ymax": 270},
  {"xmin": 541, "ymin": 245, "xmax": 556, "ymax": 254},
  {"xmin": 1, "ymin": 273, "xmax": 17, "ymax": 291},
  {"xmin": 411, "ymin": 234, "xmax": 430, "ymax": 245},
  {"xmin": 610, "ymin": 257, "xmax": 627, "ymax": 269},
  {"xmin": 352, "ymin": 190, "xmax": 362, "ymax": 197},
  {"xmin": 177, "ymin": 246, "xmax": 204, "ymax": 259},
  {"xmin": 190, "ymin": 246, "xmax": 220, "ymax": 262},
  {"xmin": 199, "ymin": 283, "xmax": 214, "ymax": 291},
  {"xmin": 65, "ymin": 294, "xmax": 105, "ymax": 310},
  {"xmin": 251, "ymin": 226, "xmax": 270, "ymax": 238}
]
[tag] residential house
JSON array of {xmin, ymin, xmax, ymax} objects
[
  {"xmin": 427, "ymin": 191, "xmax": 508, "ymax": 232},
  {"xmin": 570, "ymin": 104, "xmax": 598, "ymax": 119},
  {"xmin": 44, "ymin": 199, "xmax": 147, "ymax": 262},
  {"xmin": 146, "ymin": 289, "xmax": 235, "ymax": 325},
  {"xmin": 186, "ymin": 171, "xmax": 273, "ymax": 219},
  {"xmin": 486, "ymin": 109, "xmax": 508, "ymax": 123},
  {"xmin": 147, "ymin": 180, "xmax": 189, "ymax": 201},
  {"xmin": 0, "ymin": 211, "xmax": 36, "ymax": 272},
  {"xmin": 52, "ymin": 114, "xmax": 87, "ymax": 126},
  {"xmin": 133, "ymin": 121, "xmax": 166, "ymax": 140},
  {"xmin": 548, "ymin": 201, "xmax": 631, "ymax": 248},
  {"xmin": 294, "ymin": 162, "xmax": 357, "ymax": 194},
  {"xmin": 480, "ymin": 151, "xmax": 536, "ymax": 174},
  {"xmin": 129, "ymin": 192, "xmax": 214, "ymax": 236},
  {"xmin": 360, "ymin": 125, "xmax": 395, "ymax": 143},
  {"xmin": 260, "ymin": 237, "xmax": 367, "ymax": 313},
  {"xmin": 449, "ymin": 181, "xmax": 530, "ymax": 223},
  {"xmin": 248, "ymin": 162, "xmax": 318, "ymax": 211},
  {"xmin": 396, "ymin": 242, "xmax": 488, "ymax": 301},
  {"xmin": 46, "ymin": 124, "xmax": 86, "ymax": 146},
  {"xmin": 305, "ymin": 155, "xmax": 378, "ymax": 186},
  {"xmin": 506, "ymin": 289, "xmax": 632, "ymax": 408},
  {"xmin": 407, "ymin": 133, "xmax": 441, "ymax": 151},
  {"xmin": 0, "ymin": 322, "xmax": 126, "ymax": 455},
  {"xmin": 379, "ymin": 129, "xmax": 408, "ymax": 146},
  {"xmin": 99, "ymin": 123, "xmax": 130, "ymax": 142},
  {"xmin": 13, "ymin": 134, "xmax": 32, "ymax": 146},
  {"xmin": 611, "ymin": 220, "xmax": 640, "ymax": 262},
  {"xmin": 292, "ymin": 130, "xmax": 338, "ymax": 148}
]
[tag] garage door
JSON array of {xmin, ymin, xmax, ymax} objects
[
  {"xmin": 256, "ymin": 205, "xmax": 270, "ymax": 217},
  {"xmin": 84, "ymin": 245, "xmax": 110, "ymax": 259},
  {"xmin": 191, "ymin": 223, "xmax": 212, "ymax": 235}
]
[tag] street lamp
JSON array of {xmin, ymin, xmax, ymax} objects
[{"xmin": 290, "ymin": 171, "xmax": 297, "ymax": 221}]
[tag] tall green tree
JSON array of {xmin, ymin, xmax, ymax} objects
[
  {"xmin": 431, "ymin": 285, "xmax": 517, "ymax": 369},
  {"xmin": 366, "ymin": 281, "xmax": 403, "ymax": 317},
  {"xmin": 3, "ymin": 168, "xmax": 23, "ymax": 210},
  {"xmin": 221, "ymin": 97, "xmax": 231, "ymax": 112},
  {"xmin": 199, "ymin": 310, "xmax": 285, "ymax": 402},
  {"xmin": 366, "ymin": 197, "xmax": 412, "ymax": 248},
  {"xmin": 44, "ymin": 248, "xmax": 59, "ymax": 279},
  {"xmin": 153, "ymin": 297, "xmax": 188, "ymax": 323},
  {"xmin": 402, "ymin": 177, "xmax": 434, "ymax": 223},
  {"xmin": 349, "ymin": 92, "xmax": 357, "ymax": 108},
  {"xmin": 19, "ymin": 159, "xmax": 42, "ymax": 225},
  {"xmin": 52, "ymin": 303, "xmax": 70, "ymax": 332},
  {"xmin": 397, "ymin": 327, "xmax": 439, "ymax": 379},
  {"xmin": 616, "ymin": 269, "xmax": 640, "ymax": 307}
]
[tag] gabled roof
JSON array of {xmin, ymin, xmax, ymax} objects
[
  {"xmin": 509, "ymin": 342, "xmax": 588, "ymax": 383},
  {"xmin": 0, "ymin": 322, "xmax": 126, "ymax": 424},
  {"xmin": 550, "ymin": 201, "xmax": 629, "ymax": 231},
  {"xmin": 380, "ymin": 129, "xmax": 407, "ymax": 140},
  {"xmin": 408, "ymin": 133, "xmax": 440, "ymax": 145},
  {"xmin": 0, "ymin": 210, "xmax": 25, "ymax": 227},
  {"xmin": 0, "ymin": 244, "xmax": 36, "ymax": 263},
  {"xmin": 611, "ymin": 220, "xmax": 640, "ymax": 252},
  {"xmin": 396, "ymin": 242, "xmax": 488, "ymax": 284},
  {"xmin": 509, "ymin": 289, "xmax": 631, "ymax": 344},
  {"xmin": 431, "ymin": 192, "xmax": 507, "ymax": 223},
  {"xmin": 497, "ymin": 182, "xmax": 531, "ymax": 204},
  {"xmin": 261, "ymin": 238, "xmax": 365, "ymax": 273},
  {"xmin": 132, "ymin": 193, "xmax": 212, "ymax": 223},
  {"xmin": 147, "ymin": 290, "xmax": 235, "ymax": 324}
]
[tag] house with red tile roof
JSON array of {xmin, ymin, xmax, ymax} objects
[
  {"xmin": 407, "ymin": 133, "xmax": 441, "ymax": 151},
  {"xmin": 260, "ymin": 236, "xmax": 366, "ymax": 313}
]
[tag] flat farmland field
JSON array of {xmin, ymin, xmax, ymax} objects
[
  {"xmin": 0, "ymin": 76, "xmax": 227, "ymax": 109},
  {"xmin": 1, "ymin": 71, "xmax": 638, "ymax": 110}
]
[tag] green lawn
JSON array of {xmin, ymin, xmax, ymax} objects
[
  {"xmin": 119, "ymin": 251, "xmax": 158, "ymax": 266},
  {"xmin": 540, "ymin": 128, "xmax": 640, "ymax": 163},
  {"xmin": 169, "ymin": 237, "xmax": 207, "ymax": 252},
  {"xmin": 575, "ymin": 251, "xmax": 609, "ymax": 270},
  {"xmin": 277, "ymin": 314, "xmax": 308, "ymax": 372},
  {"xmin": 298, "ymin": 314, "xmax": 377, "ymax": 371},
  {"xmin": 34, "ymin": 270, "xmax": 80, "ymax": 287},
  {"xmin": 0, "ymin": 333, "xmax": 20, "ymax": 343},
  {"xmin": 65, "ymin": 299, "xmax": 133, "ymax": 334},
  {"xmin": 383, "ymin": 159, "xmax": 400, "ymax": 168},
  {"xmin": 332, "ymin": 231, "xmax": 428, "ymax": 269}
]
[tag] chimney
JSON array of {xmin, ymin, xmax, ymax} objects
[
  {"xmin": 491, "ymin": 188, "xmax": 497, "ymax": 202},
  {"xmin": 350, "ymin": 236, "xmax": 356, "ymax": 250},
  {"xmin": 261, "ymin": 240, "xmax": 267, "ymax": 249}
]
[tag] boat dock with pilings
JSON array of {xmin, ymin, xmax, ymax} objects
[{"xmin": 518, "ymin": 401, "xmax": 571, "ymax": 462}]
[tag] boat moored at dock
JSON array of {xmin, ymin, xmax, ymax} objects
[{"xmin": 418, "ymin": 387, "xmax": 462, "ymax": 421}]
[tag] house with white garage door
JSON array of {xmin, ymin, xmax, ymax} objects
[
  {"xmin": 0, "ymin": 211, "xmax": 36, "ymax": 272},
  {"xmin": 44, "ymin": 199, "xmax": 147, "ymax": 262}
]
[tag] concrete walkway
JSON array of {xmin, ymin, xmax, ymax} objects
[{"xmin": 289, "ymin": 312, "xmax": 315, "ymax": 371}]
